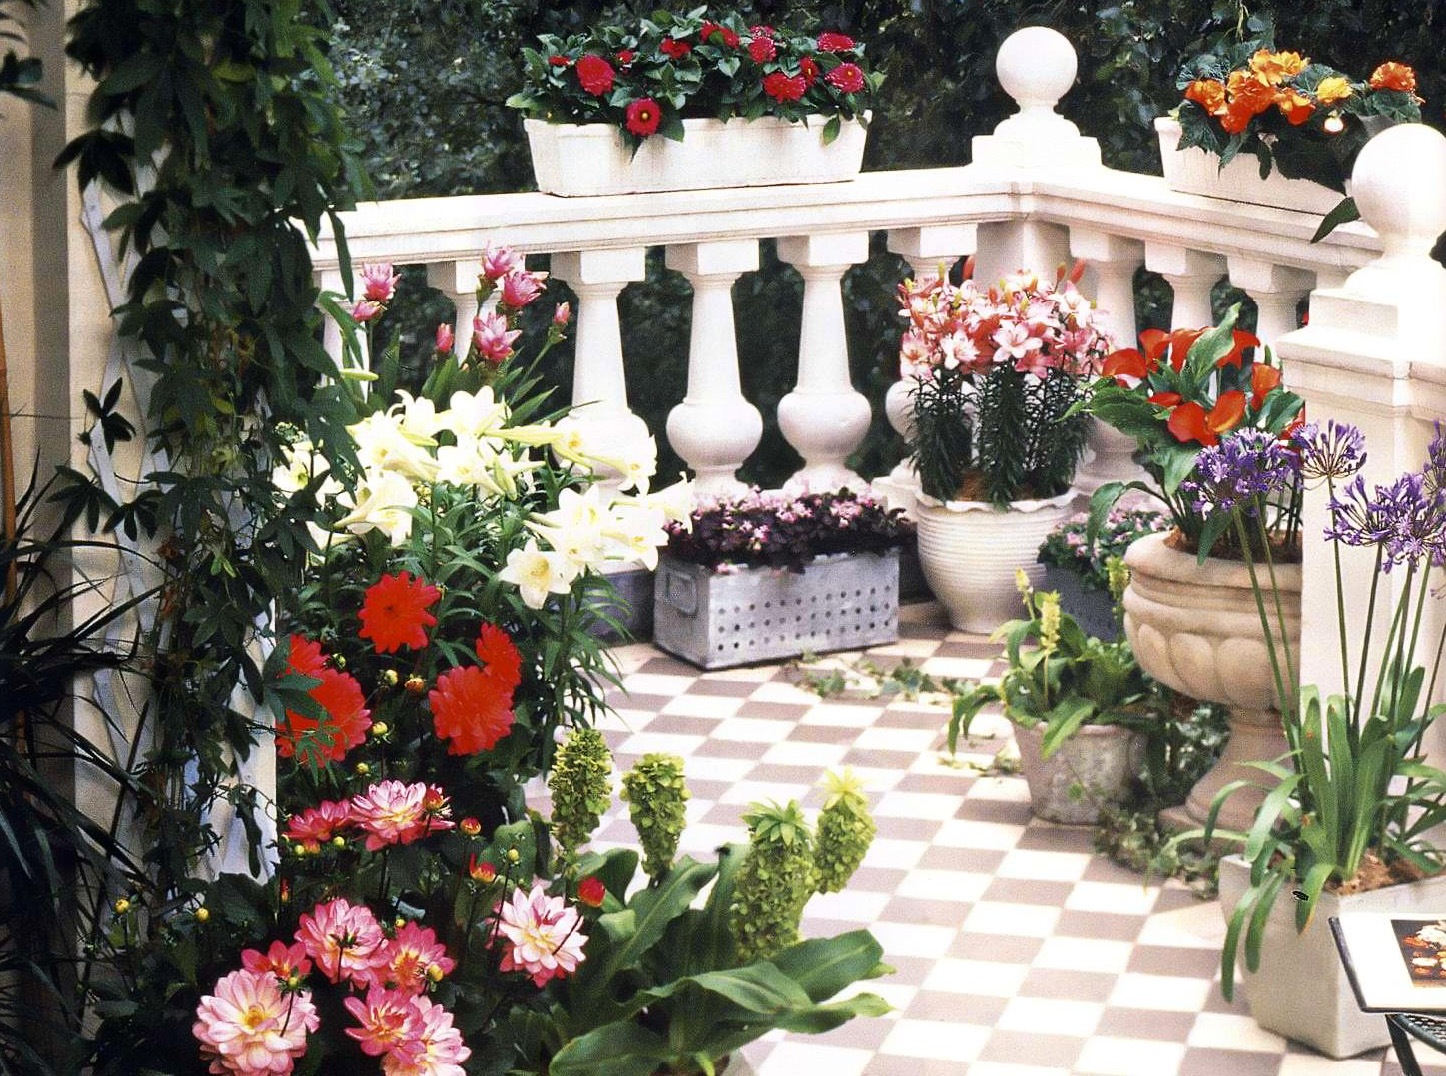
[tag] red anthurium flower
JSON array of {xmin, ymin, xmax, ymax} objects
[
  {"xmin": 1102, "ymin": 347, "xmax": 1152, "ymax": 384},
  {"xmin": 1250, "ymin": 363, "xmax": 1282, "ymax": 409},
  {"xmin": 1147, "ymin": 391, "xmax": 1182, "ymax": 408},
  {"xmin": 1165, "ymin": 390, "xmax": 1247, "ymax": 446},
  {"xmin": 1140, "ymin": 327, "xmax": 1205, "ymax": 371},
  {"xmin": 359, "ymin": 571, "xmax": 441, "ymax": 654},
  {"xmin": 1216, "ymin": 329, "xmax": 1261, "ymax": 368}
]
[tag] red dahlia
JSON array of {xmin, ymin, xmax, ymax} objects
[
  {"xmin": 429, "ymin": 664, "xmax": 515, "ymax": 755},
  {"xmin": 700, "ymin": 21, "xmax": 739, "ymax": 47},
  {"xmin": 799, "ymin": 56, "xmax": 819, "ymax": 86},
  {"xmin": 763, "ymin": 72, "xmax": 806, "ymax": 102},
  {"xmin": 660, "ymin": 38, "xmax": 691, "ymax": 59},
  {"xmin": 816, "ymin": 31, "xmax": 856, "ymax": 52},
  {"xmin": 286, "ymin": 634, "xmax": 328, "ymax": 678},
  {"xmin": 625, "ymin": 97, "xmax": 662, "ymax": 137},
  {"xmin": 358, "ymin": 571, "xmax": 441, "ymax": 654},
  {"xmin": 747, "ymin": 36, "xmax": 777, "ymax": 63},
  {"xmin": 278, "ymin": 665, "xmax": 371, "ymax": 766},
  {"xmin": 575, "ymin": 54, "xmax": 615, "ymax": 96},
  {"xmin": 475, "ymin": 623, "xmax": 523, "ymax": 691},
  {"xmin": 825, "ymin": 62, "xmax": 865, "ymax": 93}
]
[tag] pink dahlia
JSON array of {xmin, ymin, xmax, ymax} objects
[
  {"xmin": 193, "ymin": 967, "xmax": 317, "ymax": 1076},
  {"xmin": 350, "ymin": 780, "xmax": 454, "ymax": 852},
  {"xmin": 282, "ymin": 799, "xmax": 352, "ymax": 853},
  {"xmin": 240, "ymin": 940, "xmax": 313, "ymax": 985},
  {"xmin": 295, "ymin": 897, "xmax": 389, "ymax": 988},
  {"xmin": 344, "ymin": 985, "xmax": 421, "ymax": 1058},
  {"xmin": 376, "ymin": 922, "xmax": 456, "ymax": 996},
  {"xmin": 825, "ymin": 62, "xmax": 865, "ymax": 93},
  {"xmin": 494, "ymin": 882, "xmax": 588, "ymax": 988},
  {"xmin": 381, "ymin": 995, "xmax": 470, "ymax": 1076}
]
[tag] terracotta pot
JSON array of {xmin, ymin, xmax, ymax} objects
[
  {"xmin": 913, "ymin": 489, "xmax": 1077, "ymax": 634},
  {"xmin": 1122, "ymin": 532, "xmax": 1301, "ymax": 833},
  {"xmin": 525, "ymin": 115, "xmax": 869, "ymax": 197},
  {"xmin": 1218, "ymin": 855, "xmax": 1446, "ymax": 1057},
  {"xmin": 1013, "ymin": 719, "xmax": 1144, "ymax": 825}
]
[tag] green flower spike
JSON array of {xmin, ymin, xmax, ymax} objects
[
  {"xmin": 548, "ymin": 728, "xmax": 613, "ymax": 865},
  {"xmin": 620, "ymin": 753, "xmax": 689, "ymax": 881},
  {"xmin": 730, "ymin": 799, "xmax": 816, "ymax": 962},
  {"xmin": 814, "ymin": 769, "xmax": 876, "ymax": 894}
]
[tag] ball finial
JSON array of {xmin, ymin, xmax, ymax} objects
[{"xmin": 996, "ymin": 27, "xmax": 1078, "ymax": 113}]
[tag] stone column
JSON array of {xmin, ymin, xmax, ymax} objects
[
  {"xmin": 776, "ymin": 231, "xmax": 872, "ymax": 492},
  {"xmin": 664, "ymin": 240, "xmax": 763, "ymax": 496},
  {"xmin": 1146, "ymin": 243, "xmax": 1225, "ymax": 330},
  {"xmin": 549, "ymin": 248, "xmax": 653, "ymax": 487},
  {"xmin": 426, "ymin": 259, "xmax": 483, "ymax": 364},
  {"xmin": 1227, "ymin": 257, "xmax": 1313, "ymax": 351}
]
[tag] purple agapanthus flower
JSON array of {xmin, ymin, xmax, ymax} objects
[
  {"xmin": 1327, "ymin": 471, "xmax": 1446, "ymax": 571},
  {"xmin": 1424, "ymin": 421, "xmax": 1446, "ymax": 497},
  {"xmin": 1292, "ymin": 419, "xmax": 1367, "ymax": 483},
  {"xmin": 1183, "ymin": 429, "xmax": 1299, "ymax": 518}
]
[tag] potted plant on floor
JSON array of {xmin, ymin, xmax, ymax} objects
[
  {"xmin": 899, "ymin": 262, "xmax": 1112, "ymax": 632},
  {"xmin": 1159, "ymin": 20, "xmax": 1421, "ymax": 224},
  {"xmin": 945, "ymin": 568, "xmax": 1153, "ymax": 824},
  {"xmin": 654, "ymin": 486, "xmax": 913, "ymax": 669},
  {"xmin": 1178, "ymin": 419, "xmax": 1446, "ymax": 1058},
  {"xmin": 507, "ymin": 11, "xmax": 879, "ymax": 196},
  {"xmin": 1085, "ymin": 307, "xmax": 1306, "ymax": 832},
  {"xmin": 1036, "ymin": 505, "xmax": 1168, "ymax": 641}
]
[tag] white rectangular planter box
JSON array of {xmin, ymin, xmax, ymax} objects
[
  {"xmin": 652, "ymin": 551, "xmax": 898, "ymax": 670},
  {"xmin": 525, "ymin": 115, "xmax": 868, "ymax": 197},
  {"xmin": 1218, "ymin": 854, "xmax": 1446, "ymax": 1057},
  {"xmin": 1155, "ymin": 116, "xmax": 1346, "ymax": 215}
]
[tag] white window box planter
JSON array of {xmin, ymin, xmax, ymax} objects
[{"xmin": 1154, "ymin": 116, "xmax": 1346, "ymax": 215}]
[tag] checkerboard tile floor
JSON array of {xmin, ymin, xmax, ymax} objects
[{"xmin": 574, "ymin": 604, "xmax": 1446, "ymax": 1076}]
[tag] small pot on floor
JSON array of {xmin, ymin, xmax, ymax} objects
[{"xmin": 1013, "ymin": 719, "xmax": 1143, "ymax": 825}]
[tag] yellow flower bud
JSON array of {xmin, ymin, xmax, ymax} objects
[
  {"xmin": 332, "ymin": 835, "xmax": 347, "ymax": 849},
  {"xmin": 506, "ymin": 847, "xmax": 520, "ymax": 864},
  {"xmin": 113, "ymin": 898, "xmax": 131, "ymax": 915},
  {"xmin": 355, "ymin": 762, "xmax": 370, "ymax": 776},
  {"xmin": 427, "ymin": 963, "xmax": 445, "ymax": 982},
  {"xmin": 371, "ymin": 722, "xmax": 389, "ymax": 737},
  {"xmin": 381, "ymin": 669, "xmax": 399, "ymax": 687},
  {"xmin": 194, "ymin": 907, "xmax": 210, "ymax": 924}
]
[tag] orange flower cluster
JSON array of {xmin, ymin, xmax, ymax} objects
[{"xmin": 1183, "ymin": 48, "xmax": 1419, "ymax": 136}]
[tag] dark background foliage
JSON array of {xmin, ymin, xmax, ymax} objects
[{"xmin": 329, "ymin": 0, "xmax": 1446, "ymax": 487}]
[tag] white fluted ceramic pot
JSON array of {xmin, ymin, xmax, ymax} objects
[
  {"xmin": 913, "ymin": 489, "xmax": 1077, "ymax": 634},
  {"xmin": 1122, "ymin": 531, "xmax": 1301, "ymax": 833}
]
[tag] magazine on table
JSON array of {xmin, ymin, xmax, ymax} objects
[{"xmin": 1331, "ymin": 914, "xmax": 1446, "ymax": 1013}]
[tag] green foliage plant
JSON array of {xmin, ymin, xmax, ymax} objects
[
  {"xmin": 508, "ymin": 9, "xmax": 881, "ymax": 150},
  {"xmin": 619, "ymin": 752, "xmax": 689, "ymax": 881},
  {"xmin": 499, "ymin": 770, "xmax": 889, "ymax": 1076},
  {"xmin": 1037, "ymin": 506, "xmax": 1170, "ymax": 593},
  {"xmin": 1171, "ymin": 419, "xmax": 1446, "ymax": 1000}
]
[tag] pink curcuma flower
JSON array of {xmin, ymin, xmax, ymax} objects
[
  {"xmin": 376, "ymin": 922, "xmax": 457, "ymax": 996},
  {"xmin": 480, "ymin": 243, "xmax": 524, "ymax": 282},
  {"xmin": 350, "ymin": 780, "xmax": 454, "ymax": 852},
  {"xmin": 382, "ymin": 996, "xmax": 470, "ymax": 1076},
  {"xmin": 193, "ymin": 967, "xmax": 318, "ymax": 1076},
  {"xmin": 494, "ymin": 882, "xmax": 588, "ymax": 988},
  {"xmin": 344, "ymin": 986, "xmax": 421, "ymax": 1058},
  {"xmin": 434, "ymin": 322, "xmax": 454, "ymax": 355},
  {"xmin": 350, "ymin": 299, "xmax": 384, "ymax": 324},
  {"xmin": 295, "ymin": 897, "xmax": 389, "ymax": 988},
  {"xmin": 240, "ymin": 940, "xmax": 313, "ymax": 985},
  {"xmin": 283, "ymin": 799, "xmax": 353, "ymax": 853},
  {"xmin": 552, "ymin": 301, "xmax": 571, "ymax": 328},
  {"xmin": 360, "ymin": 263, "xmax": 400, "ymax": 303},
  {"xmin": 498, "ymin": 269, "xmax": 547, "ymax": 310},
  {"xmin": 471, "ymin": 310, "xmax": 522, "ymax": 366}
]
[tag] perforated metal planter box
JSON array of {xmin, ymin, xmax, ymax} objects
[{"xmin": 652, "ymin": 552, "xmax": 899, "ymax": 670}]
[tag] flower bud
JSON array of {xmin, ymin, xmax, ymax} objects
[
  {"xmin": 194, "ymin": 907, "xmax": 210, "ymax": 924},
  {"xmin": 371, "ymin": 721, "xmax": 389, "ymax": 737},
  {"xmin": 435, "ymin": 322, "xmax": 455, "ymax": 354},
  {"xmin": 114, "ymin": 898, "xmax": 131, "ymax": 915},
  {"xmin": 405, "ymin": 675, "xmax": 427, "ymax": 696},
  {"xmin": 460, "ymin": 817, "xmax": 481, "ymax": 837}
]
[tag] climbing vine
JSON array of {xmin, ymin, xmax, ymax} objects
[{"xmin": 56, "ymin": 0, "xmax": 366, "ymax": 895}]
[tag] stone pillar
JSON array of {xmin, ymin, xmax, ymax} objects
[
  {"xmin": 775, "ymin": 232, "xmax": 872, "ymax": 493},
  {"xmin": 549, "ymin": 248, "xmax": 654, "ymax": 487},
  {"xmin": 1275, "ymin": 125, "xmax": 1446, "ymax": 731},
  {"xmin": 875, "ymin": 225, "xmax": 977, "ymax": 512},
  {"xmin": 1227, "ymin": 257, "xmax": 1313, "ymax": 351},
  {"xmin": 664, "ymin": 240, "xmax": 763, "ymax": 496},
  {"xmin": 1070, "ymin": 228, "xmax": 1146, "ymax": 494},
  {"xmin": 426, "ymin": 259, "xmax": 483, "ymax": 365},
  {"xmin": 1146, "ymin": 243, "xmax": 1225, "ymax": 330}
]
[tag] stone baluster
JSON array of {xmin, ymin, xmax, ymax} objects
[
  {"xmin": 316, "ymin": 267, "xmax": 348, "ymax": 368},
  {"xmin": 1145, "ymin": 243, "xmax": 1225, "ymax": 330},
  {"xmin": 1275, "ymin": 125, "xmax": 1446, "ymax": 730},
  {"xmin": 776, "ymin": 232, "xmax": 873, "ymax": 492},
  {"xmin": 1227, "ymin": 257, "xmax": 1313, "ymax": 351},
  {"xmin": 426, "ymin": 259, "xmax": 483, "ymax": 362},
  {"xmin": 1070, "ymin": 229, "xmax": 1146, "ymax": 493},
  {"xmin": 549, "ymin": 248, "xmax": 654, "ymax": 488},
  {"xmin": 664, "ymin": 240, "xmax": 763, "ymax": 496},
  {"xmin": 874, "ymin": 225, "xmax": 977, "ymax": 512}
]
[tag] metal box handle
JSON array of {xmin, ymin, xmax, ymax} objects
[{"xmin": 660, "ymin": 565, "xmax": 698, "ymax": 617}]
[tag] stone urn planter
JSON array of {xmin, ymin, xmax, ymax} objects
[
  {"xmin": 525, "ymin": 115, "xmax": 869, "ymax": 197},
  {"xmin": 1155, "ymin": 116, "xmax": 1346, "ymax": 215},
  {"xmin": 1121, "ymin": 531, "xmax": 1301, "ymax": 833},
  {"xmin": 1013, "ymin": 719, "xmax": 1144, "ymax": 825},
  {"xmin": 1218, "ymin": 855, "xmax": 1446, "ymax": 1058},
  {"xmin": 913, "ymin": 489, "xmax": 1077, "ymax": 634}
]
